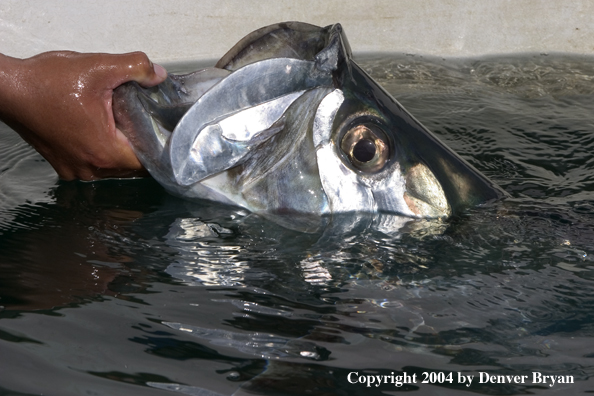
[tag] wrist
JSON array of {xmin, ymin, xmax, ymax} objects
[{"xmin": 0, "ymin": 54, "xmax": 27, "ymax": 123}]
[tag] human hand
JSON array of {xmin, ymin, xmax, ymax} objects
[{"xmin": 0, "ymin": 51, "xmax": 167, "ymax": 180}]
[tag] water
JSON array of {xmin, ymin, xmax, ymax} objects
[{"xmin": 1, "ymin": 54, "xmax": 594, "ymax": 395}]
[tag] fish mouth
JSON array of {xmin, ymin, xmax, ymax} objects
[{"xmin": 344, "ymin": 61, "xmax": 507, "ymax": 214}]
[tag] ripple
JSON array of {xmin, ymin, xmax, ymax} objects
[
  {"xmin": 0, "ymin": 125, "xmax": 57, "ymax": 232},
  {"xmin": 163, "ymin": 322, "xmax": 328, "ymax": 361}
]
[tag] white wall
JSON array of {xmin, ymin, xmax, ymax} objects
[{"xmin": 1, "ymin": 0, "xmax": 593, "ymax": 62}]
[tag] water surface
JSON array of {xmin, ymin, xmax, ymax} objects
[{"xmin": 1, "ymin": 54, "xmax": 594, "ymax": 395}]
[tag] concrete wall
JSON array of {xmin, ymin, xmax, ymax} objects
[{"xmin": 1, "ymin": 0, "xmax": 593, "ymax": 63}]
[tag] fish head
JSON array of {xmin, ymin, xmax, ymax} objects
[
  {"xmin": 316, "ymin": 47, "xmax": 507, "ymax": 217},
  {"xmin": 113, "ymin": 22, "xmax": 506, "ymax": 225}
]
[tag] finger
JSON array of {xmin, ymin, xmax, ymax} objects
[
  {"xmin": 110, "ymin": 51, "xmax": 168, "ymax": 88},
  {"xmin": 137, "ymin": 62, "xmax": 168, "ymax": 88},
  {"xmin": 113, "ymin": 126, "xmax": 145, "ymax": 170}
]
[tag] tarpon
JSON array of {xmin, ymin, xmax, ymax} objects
[{"xmin": 113, "ymin": 22, "xmax": 505, "ymax": 227}]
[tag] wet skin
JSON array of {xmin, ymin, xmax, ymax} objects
[{"xmin": 0, "ymin": 51, "xmax": 167, "ymax": 180}]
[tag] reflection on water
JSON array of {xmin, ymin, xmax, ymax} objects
[{"xmin": 1, "ymin": 54, "xmax": 594, "ymax": 395}]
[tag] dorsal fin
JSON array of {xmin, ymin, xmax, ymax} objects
[{"xmin": 215, "ymin": 22, "xmax": 330, "ymax": 71}]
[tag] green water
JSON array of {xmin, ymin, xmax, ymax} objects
[{"xmin": 1, "ymin": 53, "xmax": 594, "ymax": 395}]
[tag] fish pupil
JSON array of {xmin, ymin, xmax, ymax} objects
[{"xmin": 353, "ymin": 139, "xmax": 376, "ymax": 162}]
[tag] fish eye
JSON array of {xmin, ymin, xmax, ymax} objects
[
  {"xmin": 340, "ymin": 124, "xmax": 390, "ymax": 172},
  {"xmin": 353, "ymin": 139, "xmax": 376, "ymax": 162}
]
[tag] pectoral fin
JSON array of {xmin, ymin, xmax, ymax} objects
[
  {"xmin": 174, "ymin": 91, "xmax": 304, "ymax": 186},
  {"xmin": 169, "ymin": 57, "xmax": 333, "ymax": 186}
]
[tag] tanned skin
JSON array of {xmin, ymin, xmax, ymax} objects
[{"xmin": 0, "ymin": 51, "xmax": 167, "ymax": 180}]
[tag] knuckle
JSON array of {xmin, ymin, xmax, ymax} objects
[
  {"xmin": 127, "ymin": 51, "xmax": 152, "ymax": 71},
  {"xmin": 86, "ymin": 150, "xmax": 114, "ymax": 170}
]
